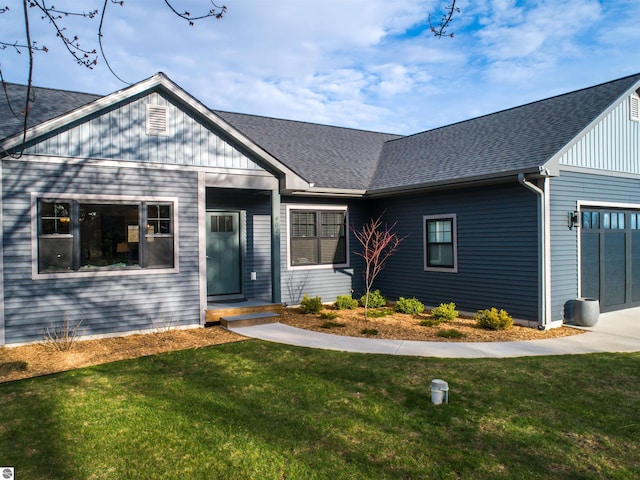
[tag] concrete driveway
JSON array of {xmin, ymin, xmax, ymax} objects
[{"xmin": 228, "ymin": 307, "xmax": 640, "ymax": 358}]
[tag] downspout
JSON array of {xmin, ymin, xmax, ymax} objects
[{"xmin": 518, "ymin": 173, "xmax": 551, "ymax": 329}]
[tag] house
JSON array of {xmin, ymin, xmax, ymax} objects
[{"xmin": 1, "ymin": 72, "xmax": 639, "ymax": 345}]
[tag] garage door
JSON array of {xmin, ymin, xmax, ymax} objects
[{"xmin": 581, "ymin": 209, "xmax": 640, "ymax": 312}]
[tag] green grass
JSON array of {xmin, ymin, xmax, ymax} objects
[{"xmin": 1, "ymin": 342, "xmax": 639, "ymax": 479}]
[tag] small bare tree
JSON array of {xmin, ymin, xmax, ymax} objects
[{"xmin": 352, "ymin": 213, "xmax": 405, "ymax": 320}]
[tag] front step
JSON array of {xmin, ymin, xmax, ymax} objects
[
  {"xmin": 220, "ymin": 312, "xmax": 280, "ymax": 328},
  {"xmin": 206, "ymin": 303, "xmax": 283, "ymax": 324}
]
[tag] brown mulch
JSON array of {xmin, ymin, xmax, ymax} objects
[
  {"xmin": 1, "ymin": 308, "xmax": 583, "ymax": 384},
  {"xmin": 0, "ymin": 326, "xmax": 245, "ymax": 384},
  {"xmin": 280, "ymin": 307, "xmax": 584, "ymax": 343}
]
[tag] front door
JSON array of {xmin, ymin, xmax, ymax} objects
[{"xmin": 206, "ymin": 211, "xmax": 242, "ymax": 297}]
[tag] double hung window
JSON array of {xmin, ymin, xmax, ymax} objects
[
  {"xmin": 37, "ymin": 197, "xmax": 176, "ymax": 274},
  {"xmin": 289, "ymin": 207, "xmax": 347, "ymax": 267},
  {"xmin": 424, "ymin": 214, "xmax": 457, "ymax": 272}
]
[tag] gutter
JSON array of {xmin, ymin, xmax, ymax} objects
[{"xmin": 518, "ymin": 172, "xmax": 552, "ymax": 329}]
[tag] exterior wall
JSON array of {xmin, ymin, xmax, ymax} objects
[
  {"xmin": 371, "ymin": 182, "xmax": 539, "ymax": 321},
  {"xmin": 549, "ymin": 169, "xmax": 640, "ymax": 320},
  {"xmin": 280, "ymin": 197, "xmax": 368, "ymax": 306},
  {"xmin": 2, "ymin": 157, "xmax": 200, "ymax": 344},
  {"xmin": 559, "ymin": 95, "xmax": 640, "ymax": 173},
  {"xmin": 23, "ymin": 91, "xmax": 265, "ymax": 171},
  {"xmin": 206, "ymin": 188, "xmax": 273, "ymax": 301}
]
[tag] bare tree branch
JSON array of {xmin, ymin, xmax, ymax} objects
[
  {"xmin": 429, "ymin": 0, "xmax": 460, "ymax": 38},
  {"xmin": 352, "ymin": 213, "xmax": 406, "ymax": 320}
]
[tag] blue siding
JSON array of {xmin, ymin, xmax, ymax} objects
[
  {"xmin": 371, "ymin": 183, "xmax": 539, "ymax": 320},
  {"xmin": 280, "ymin": 197, "xmax": 367, "ymax": 306},
  {"xmin": 550, "ymin": 169, "xmax": 640, "ymax": 321},
  {"xmin": 2, "ymin": 158, "xmax": 200, "ymax": 344},
  {"xmin": 23, "ymin": 91, "xmax": 265, "ymax": 171}
]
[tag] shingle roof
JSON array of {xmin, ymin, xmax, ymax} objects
[
  {"xmin": 371, "ymin": 73, "xmax": 640, "ymax": 192},
  {"xmin": 0, "ymin": 83, "xmax": 100, "ymax": 140},
  {"xmin": 213, "ymin": 111, "xmax": 402, "ymax": 190},
  {"xmin": 3, "ymin": 73, "xmax": 640, "ymax": 194}
]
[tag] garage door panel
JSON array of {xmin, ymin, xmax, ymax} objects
[
  {"xmin": 633, "ymin": 232, "xmax": 640, "ymax": 302},
  {"xmin": 602, "ymin": 232, "xmax": 625, "ymax": 308},
  {"xmin": 581, "ymin": 233, "xmax": 600, "ymax": 300}
]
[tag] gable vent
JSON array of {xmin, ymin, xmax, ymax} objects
[
  {"xmin": 630, "ymin": 94, "xmax": 640, "ymax": 122},
  {"xmin": 146, "ymin": 104, "xmax": 168, "ymax": 136}
]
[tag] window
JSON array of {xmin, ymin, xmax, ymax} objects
[
  {"xmin": 289, "ymin": 207, "xmax": 347, "ymax": 267},
  {"xmin": 424, "ymin": 214, "xmax": 457, "ymax": 272},
  {"xmin": 37, "ymin": 198, "xmax": 176, "ymax": 274}
]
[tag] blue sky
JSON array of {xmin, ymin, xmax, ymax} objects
[{"xmin": 2, "ymin": 0, "xmax": 640, "ymax": 135}]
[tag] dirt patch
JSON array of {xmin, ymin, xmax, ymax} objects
[
  {"xmin": 1, "ymin": 308, "xmax": 584, "ymax": 384},
  {"xmin": 280, "ymin": 307, "xmax": 584, "ymax": 343},
  {"xmin": 0, "ymin": 326, "xmax": 245, "ymax": 383}
]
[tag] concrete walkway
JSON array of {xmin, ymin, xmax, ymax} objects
[{"xmin": 228, "ymin": 307, "xmax": 640, "ymax": 358}]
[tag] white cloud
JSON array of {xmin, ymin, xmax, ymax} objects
[{"xmin": 2, "ymin": 0, "xmax": 640, "ymax": 135}]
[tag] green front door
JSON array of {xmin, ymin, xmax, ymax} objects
[{"xmin": 206, "ymin": 211, "xmax": 242, "ymax": 296}]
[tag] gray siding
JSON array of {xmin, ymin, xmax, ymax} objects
[
  {"xmin": 280, "ymin": 197, "xmax": 368, "ymax": 306},
  {"xmin": 550, "ymin": 169, "xmax": 640, "ymax": 321},
  {"xmin": 559, "ymin": 96, "xmax": 640, "ymax": 174},
  {"xmin": 2, "ymin": 158, "xmax": 200, "ymax": 344},
  {"xmin": 23, "ymin": 91, "xmax": 265, "ymax": 171},
  {"xmin": 206, "ymin": 188, "xmax": 273, "ymax": 300},
  {"xmin": 372, "ymin": 182, "xmax": 539, "ymax": 320}
]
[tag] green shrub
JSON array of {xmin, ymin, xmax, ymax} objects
[
  {"xmin": 321, "ymin": 320, "xmax": 345, "ymax": 329},
  {"xmin": 299, "ymin": 295, "xmax": 324, "ymax": 314},
  {"xmin": 359, "ymin": 290, "xmax": 386, "ymax": 308},
  {"xmin": 475, "ymin": 307, "xmax": 513, "ymax": 330},
  {"xmin": 360, "ymin": 328, "xmax": 379, "ymax": 336},
  {"xmin": 319, "ymin": 312, "xmax": 339, "ymax": 320},
  {"xmin": 436, "ymin": 328, "xmax": 466, "ymax": 339},
  {"xmin": 431, "ymin": 302, "xmax": 458, "ymax": 322},
  {"xmin": 367, "ymin": 308, "xmax": 394, "ymax": 318},
  {"xmin": 334, "ymin": 295, "xmax": 359, "ymax": 310},
  {"xmin": 419, "ymin": 318, "xmax": 442, "ymax": 327},
  {"xmin": 395, "ymin": 297, "xmax": 425, "ymax": 314}
]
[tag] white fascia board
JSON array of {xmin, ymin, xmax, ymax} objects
[{"xmin": 544, "ymin": 78, "xmax": 640, "ymax": 169}]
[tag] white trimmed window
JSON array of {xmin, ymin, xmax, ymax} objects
[
  {"xmin": 36, "ymin": 197, "xmax": 176, "ymax": 274},
  {"xmin": 424, "ymin": 214, "xmax": 458, "ymax": 273},
  {"xmin": 287, "ymin": 205, "xmax": 348, "ymax": 268}
]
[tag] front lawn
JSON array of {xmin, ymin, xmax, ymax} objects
[{"xmin": 1, "ymin": 341, "xmax": 638, "ymax": 479}]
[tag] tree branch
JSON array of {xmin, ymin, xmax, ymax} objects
[{"xmin": 429, "ymin": 1, "xmax": 459, "ymax": 38}]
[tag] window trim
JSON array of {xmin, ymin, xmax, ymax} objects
[
  {"xmin": 31, "ymin": 193, "xmax": 179, "ymax": 279},
  {"xmin": 286, "ymin": 204, "xmax": 349, "ymax": 270},
  {"xmin": 423, "ymin": 214, "xmax": 458, "ymax": 273}
]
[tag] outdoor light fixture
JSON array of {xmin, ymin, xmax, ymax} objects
[{"xmin": 568, "ymin": 211, "xmax": 580, "ymax": 229}]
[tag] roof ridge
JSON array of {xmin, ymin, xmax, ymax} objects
[
  {"xmin": 214, "ymin": 109, "xmax": 403, "ymax": 138},
  {"xmin": 1, "ymin": 81, "xmax": 102, "ymax": 98},
  {"xmin": 389, "ymin": 71, "xmax": 640, "ymax": 143}
]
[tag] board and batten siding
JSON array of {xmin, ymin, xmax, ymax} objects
[
  {"xmin": 371, "ymin": 182, "xmax": 539, "ymax": 321},
  {"xmin": 280, "ymin": 197, "xmax": 368, "ymax": 306},
  {"xmin": 549, "ymin": 169, "xmax": 640, "ymax": 321},
  {"xmin": 22, "ymin": 91, "xmax": 265, "ymax": 171},
  {"xmin": 2, "ymin": 158, "xmax": 200, "ymax": 344},
  {"xmin": 559, "ymin": 94, "xmax": 640, "ymax": 173}
]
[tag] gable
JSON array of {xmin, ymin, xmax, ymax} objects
[
  {"xmin": 558, "ymin": 91, "xmax": 640, "ymax": 174},
  {"xmin": 19, "ymin": 90, "xmax": 266, "ymax": 172}
]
